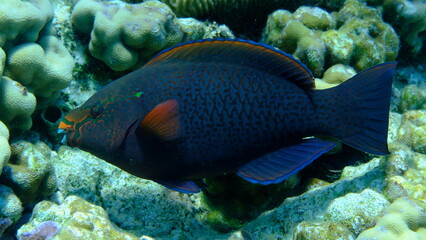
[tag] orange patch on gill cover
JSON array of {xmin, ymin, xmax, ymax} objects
[{"xmin": 139, "ymin": 99, "xmax": 180, "ymax": 141}]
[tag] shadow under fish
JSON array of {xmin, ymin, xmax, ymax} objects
[{"xmin": 58, "ymin": 39, "xmax": 396, "ymax": 193}]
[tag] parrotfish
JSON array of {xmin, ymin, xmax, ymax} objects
[{"xmin": 58, "ymin": 39, "xmax": 396, "ymax": 193}]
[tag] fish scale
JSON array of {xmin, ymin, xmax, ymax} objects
[{"xmin": 59, "ymin": 39, "xmax": 396, "ymax": 193}]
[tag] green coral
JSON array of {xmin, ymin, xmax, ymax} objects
[
  {"xmin": 322, "ymin": 64, "xmax": 356, "ymax": 84},
  {"xmin": 0, "ymin": 121, "xmax": 10, "ymax": 174},
  {"xmin": 0, "ymin": 77, "xmax": 36, "ymax": 131},
  {"xmin": 262, "ymin": 0, "xmax": 399, "ymax": 77},
  {"xmin": 324, "ymin": 189, "xmax": 390, "ymax": 235},
  {"xmin": 5, "ymin": 36, "xmax": 75, "ymax": 104},
  {"xmin": 293, "ymin": 221, "xmax": 354, "ymax": 240},
  {"xmin": 0, "ymin": 0, "xmax": 53, "ymax": 50},
  {"xmin": 0, "ymin": 185, "xmax": 24, "ymax": 223},
  {"xmin": 0, "ymin": 141, "xmax": 57, "ymax": 206},
  {"xmin": 70, "ymin": 0, "xmax": 184, "ymax": 71},
  {"xmin": 399, "ymin": 85, "xmax": 426, "ymax": 112},
  {"xmin": 17, "ymin": 195, "xmax": 140, "ymax": 240},
  {"xmin": 337, "ymin": 0, "xmax": 400, "ymax": 71},
  {"xmin": 381, "ymin": 0, "xmax": 426, "ymax": 59},
  {"xmin": 200, "ymin": 174, "xmax": 300, "ymax": 233},
  {"xmin": 357, "ymin": 197, "xmax": 426, "ymax": 240},
  {"xmin": 396, "ymin": 110, "xmax": 426, "ymax": 154}
]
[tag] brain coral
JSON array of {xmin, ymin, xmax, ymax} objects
[
  {"xmin": 262, "ymin": 0, "xmax": 399, "ymax": 77},
  {"xmin": 0, "ymin": 77, "xmax": 36, "ymax": 130},
  {"xmin": 17, "ymin": 195, "xmax": 140, "ymax": 240},
  {"xmin": 0, "ymin": 0, "xmax": 53, "ymax": 50},
  {"xmin": 71, "ymin": 0, "xmax": 184, "ymax": 71},
  {"xmin": 357, "ymin": 197, "xmax": 426, "ymax": 240},
  {"xmin": 4, "ymin": 36, "xmax": 75, "ymax": 104},
  {"xmin": 0, "ymin": 141, "xmax": 57, "ymax": 206},
  {"xmin": 0, "ymin": 121, "xmax": 10, "ymax": 174}
]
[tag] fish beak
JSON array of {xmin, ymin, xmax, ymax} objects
[{"xmin": 58, "ymin": 120, "xmax": 75, "ymax": 145}]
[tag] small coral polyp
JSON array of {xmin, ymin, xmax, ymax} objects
[{"xmin": 71, "ymin": 0, "xmax": 184, "ymax": 71}]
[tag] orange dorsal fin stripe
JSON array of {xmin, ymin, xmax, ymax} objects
[{"xmin": 139, "ymin": 100, "xmax": 180, "ymax": 140}]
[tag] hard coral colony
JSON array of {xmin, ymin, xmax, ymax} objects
[{"xmin": 0, "ymin": 0, "xmax": 425, "ymax": 240}]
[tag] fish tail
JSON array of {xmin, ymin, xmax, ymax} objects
[{"xmin": 314, "ymin": 62, "xmax": 397, "ymax": 155}]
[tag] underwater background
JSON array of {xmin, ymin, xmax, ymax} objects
[{"xmin": 0, "ymin": 0, "xmax": 425, "ymax": 239}]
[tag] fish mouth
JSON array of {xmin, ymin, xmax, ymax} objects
[{"xmin": 58, "ymin": 119, "xmax": 75, "ymax": 145}]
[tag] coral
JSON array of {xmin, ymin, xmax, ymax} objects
[
  {"xmin": 396, "ymin": 110, "xmax": 426, "ymax": 154},
  {"xmin": 356, "ymin": 197, "xmax": 426, "ymax": 240},
  {"xmin": 5, "ymin": 35, "xmax": 75, "ymax": 104},
  {"xmin": 0, "ymin": 121, "xmax": 10, "ymax": 174},
  {"xmin": 399, "ymin": 85, "xmax": 426, "ymax": 112},
  {"xmin": 337, "ymin": 0, "xmax": 400, "ymax": 71},
  {"xmin": 324, "ymin": 189, "xmax": 390, "ymax": 235},
  {"xmin": 262, "ymin": 0, "xmax": 399, "ymax": 76},
  {"xmin": 0, "ymin": 218, "xmax": 12, "ymax": 237},
  {"xmin": 17, "ymin": 196, "xmax": 140, "ymax": 240},
  {"xmin": 381, "ymin": 0, "xmax": 426, "ymax": 59},
  {"xmin": 0, "ymin": 141, "xmax": 57, "ymax": 206},
  {"xmin": 293, "ymin": 221, "xmax": 355, "ymax": 240},
  {"xmin": 0, "ymin": 77, "xmax": 36, "ymax": 130},
  {"xmin": 70, "ymin": 0, "xmax": 184, "ymax": 71},
  {"xmin": 241, "ymin": 157, "xmax": 387, "ymax": 239},
  {"xmin": 0, "ymin": 0, "xmax": 53, "ymax": 50},
  {"xmin": 20, "ymin": 221, "xmax": 59, "ymax": 240},
  {"xmin": 53, "ymin": 146, "xmax": 224, "ymax": 238},
  {"xmin": 0, "ymin": 185, "xmax": 24, "ymax": 223},
  {"xmin": 178, "ymin": 18, "xmax": 235, "ymax": 41},
  {"xmin": 200, "ymin": 174, "xmax": 300, "ymax": 233},
  {"xmin": 0, "ymin": 48, "xmax": 5, "ymax": 75},
  {"xmin": 322, "ymin": 64, "xmax": 356, "ymax": 84}
]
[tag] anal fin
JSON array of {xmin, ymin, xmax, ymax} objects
[
  {"xmin": 153, "ymin": 179, "xmax": 201, "ymax": 193},
  {"xmin": 237, "ymin": 138, "xmax": 335, "ymax": 185}
]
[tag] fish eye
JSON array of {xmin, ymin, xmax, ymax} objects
[{"xmin": 90, "ymin": 104, "xmax": 103, "ymax": 118}]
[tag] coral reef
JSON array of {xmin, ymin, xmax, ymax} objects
[
  {"xmin": 357, "ymin": 197, "xmax": 426, "ymax": 240},
  {"xmin": 324, "ymin": 189, "xmax": 390, "ymax": 235},
  {"xmin": 70, "ymin": 0, "xmax": 184, "ymax": 71},
  {"xmin": 0, "ymin": 0, "xmax": 53, "ymax": 50},
  {"xmin": 0, "ymin": 141, "xmax": 57, "ymax": 206},
  {"xmin": 0, "ymin": 185, "xmax": 24, "ymax": 223},
  {"xmin": 240, "ymin": 157, "xmax": 387, "ymax": 239},
  {"xmin": 293, "ymin": 221, "xmax": 355, "ymax": 240},
  {"xmin": 0, "ymin": 77, "xmax": 36, "ymax": 130},
  {"xmin": 52, "ymin": 146, "xmax": 225, "ymax": 239},
  {"xmin": 17, "ymin": 196, "xmax": 139, "ymax": 240},
  {"xmin": 0, "ymin": 121, "xmax": 10, "ymax": 173},
  {"xmin": 262, "ymin": 0, "xmax": 399, "ymax": 77},
  {"xmin": 381, "ymin": 0, "xmax": 426, "ymax": 59},
  {"xmin": 4, "ymin": 36, "xmax": 74, "ymax": 104}
]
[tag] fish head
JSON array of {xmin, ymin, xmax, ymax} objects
[{"xmin": 58, "ymin": 89, "xmax": 143, "ymax": 160}]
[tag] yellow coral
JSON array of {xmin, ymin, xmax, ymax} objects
[
  {"xmin": 0, "ymin": 77, "xmax": 36, "ymax": 130},
  {"xmin": 71, "ymin": 0, "xmax": 184, "ymax": 71},
  {"xmin": 322, "ymin": 64, "xmax": 356, "ymax": 84},
  {"xmin": 356, "ymin": 197, "xmax": 426, "ymax": 240}
]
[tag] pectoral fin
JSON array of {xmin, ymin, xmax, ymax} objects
[
  {"xmin": 138, "ymin": 99, "xmax": 180, "ymax": 140},
  {"xmin": 237, "ymin": 138, "xmax": 335, "ymax": 185}
]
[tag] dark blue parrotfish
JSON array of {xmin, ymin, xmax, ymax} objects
[{"xmin": 58, "ymin": 39, "xmax": 396, "ymax": 193}]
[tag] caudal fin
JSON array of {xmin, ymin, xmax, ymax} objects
[{"xmin": 319, "ymin": 62, "xmax": 397, "ymax": 155}]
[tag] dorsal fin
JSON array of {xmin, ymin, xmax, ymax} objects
[{"xmin": 145, "ymin": 39, "xmax": 315, "ymax": 91}]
